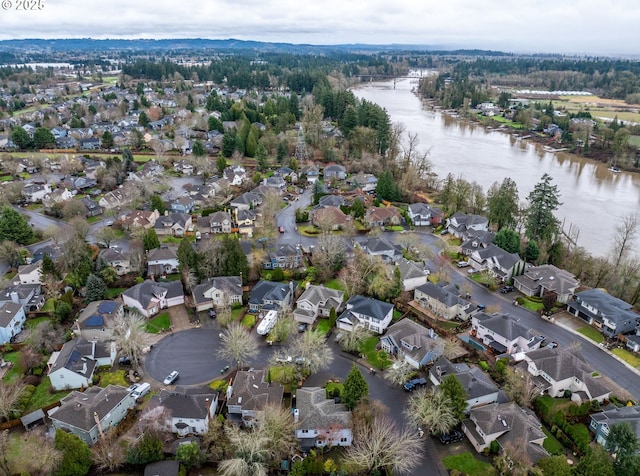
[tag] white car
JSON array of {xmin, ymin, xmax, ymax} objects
[{"xmin": 163, "ymin": 370, "xmax": 179, "ymax": 385}]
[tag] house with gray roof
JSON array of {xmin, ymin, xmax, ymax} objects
[
  {"xmin": 567, "ymin": 288, "xmax": 640, "ymax": 338},
  {"xmin": 294, "ymin": 387, "xmax": 352, "ymax": 449},
  {"xmin": 230, "ymin": 191, "xmax": 262, "ymax": 211},
  {"xmin": 446, "ymin": 212, "xmax": 489, "ymax": 238},
  {"xmin": 147, "ymin": 246, "xmax": 179, "ymax": 277},
  {"xmin": 429, "ymin": 357, "xmax": 500, "ymax": 411},
  {"xmin": 226, "ymin": 369, "xmax": 284, "ymax": 426},
  {"xmin": 469, "ymin": 244, "xmax": 524, "ymax": 283},
  {"xmin": 192, "ymin": 276, "xmax": 243, "ymax": 312},
  {"xmin": 514, "ymin": 264, "xmax": 579, "ymax": 304},
  {"xmin": 462, "ymin": 402, "xmax": 548, "ymax": 463},
  {"xmin": 590, "ymin": 405, "xmax": 640, "ymax": 447},
  {"xmin": 16, "ymin": 262, "xmax": 42, "ymax": 285},
  {"xmin": 396, "ymin": 258, "xmax": 428, "ymax": 291},
  {"xmin": 48, "ymin": 338, "xmax": 115, "ymax": 390},
  {"xmin": 472, "ymin": 312, "xmax": 543, "ymax": 355},
  {"xmin": 0, "ymin": 283, "xmax": 45, "ymax": 313},
  {"xmin": 0, "ymin": 302, "xmax": 26, "ymax": 345},
  {"xmin": 168, "ymin": 195, "xmax": 196, "ymax": 214},
  {"xmin": 153, "ymin": 212, "xmax": 193, "ymax": 237},
  {"xmin": 414, "ymin": 281, "xmax": 472, "ymax": 321},
  {"xmin": 80, "ymin": 197, "xmax": 103, "ymax": 217},
  {"xmin": 347, "ymin": 172, "xmax": 378, "ymax": 192},
  {"xmin": 73, "ymin": 300, "xmax": 123, "ymax": 341},
  {"xmin": 318, "ymin": 194, "xmax": 346, "ymax": 208},
  {"xmin": 517, "ymin": 347, "xmax": 612, "ymax": 403},
  {"xmin": 312, "ymin": 206, "xmax": 349, "ymax": 231},
  {"xmin": 263, "ymin": 244, "xmax": 303, "ymax": 270},
  {"xmin": 122, "ymin": 280, "xmax": 185, "ymax": 318},
  {"xmin": 202, "ymin": 210, "xmax": 232, "ymax": 234},
  {"xmin": 408, "ymin": 202, "xmax": 444, "ymax": 226},
  {"xmin": 293, "ymin": 284, "xmax": 345, "ymax": 325},
  {"xmin": 99, "ymin": 247, "xmax": 132, "ymax": 276},
  {"xmin": 380, "ymin": 318, "xmax": 443, "ymax": 368},
  {"xmin": 460, "ymin": 230, "xmax": 495, "ymax": 256},
  {"xmin": 49, "ymin": 385, "xmax": 136, "ymax": 445},
  {"xmin": 357, "ymin": 236, "xmax": 402, "ymax": 263},
  {"xmin": 147, "ymin": 387, "xmax": 218, "ymax": 437},
  {"xmin": 337, "ymin": 295, "xmax": 393, "ymax": 335},
  {"xmin": 248, "ymin": 280, "xmax": 296, "ymax": 314},
  {"xmin": 323, "ymin": 164, "xmax": 346, "ymax": 181},
  {"xmin": 144, "ymin": 461, "xmax": 180, "ymax": 476}
]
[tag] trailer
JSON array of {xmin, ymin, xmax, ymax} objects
[{"xmin": 257, "ymin": 310, "xmax": 279, "ymax": 336}]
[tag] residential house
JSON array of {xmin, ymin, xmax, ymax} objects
[
  {"xmin": 79, "ymin": 137, "xmax": 101, "ymax": 150},
  {"xmin": 517, "ymin": 347, "xmax": 612, "ymax": 403},
  {"xmin": 300, "ymin": 165, "xmax": 320, "ymax": 183},
  {"xmin": 294, "ymin": 387, "xmax": 352, "ymax": 449},
  {"xmin": 293, "ymin": 284, "xmax": 345, "ymax": 325},
  {"xmin": 318, "ymin": 194, "xmax": 346, "ymax": 209},
  {"xmin": 49, "ymin": 385, "xmax": 136, "ymax": 445},
  {"xmin": 396, "ymin": 257, "xmax": 428, "ymax": 291},
  {"xmin": 147, "ymin": 246, "xmax": 179, "ymax": 277},
  {"xmin": 248, "ymin": 280, "xmax": 296, "ymax": 313},
  {"xmin": 226, "ymin": 369, "xmax": 284, "ymax": 426},
  {"xmin": 408, "ymin": 202, "xmax": 444, "ymax": 226},
  {"xmin": 234, "ymin": 209, "xmax": 257, "ymax": 236},
  {"xmin": 462, "ymin": 402, "xmax": 548, "ymax": 463},
  {"xmin": 80, "ymin": 197, "xmax": 103, "ymax": 217},
  {"xmin": 347, "ymin": 173, "xmax": 378, "ymax": 192},
  {"xmin": 263, "ymin": 244, "xmax": 303, "ymax": 270},
  {"xmin": 99, "ymin": 188, "xmax": 132, "ymax": 210},
  {"xmin": 192, "ymin": 276, "xmax": 243, "ymax": 312},
  {"xmin": 73, "ymin": 300, "xmax": 123, "ymax": 341},
  {"xmin": 48, "ymin": 338, "xmax": 116, "ymax": 390},
  {"xmin": 514, "ymin": 265, "xmax": 579, "ymax": 304},
  {"xmin": 168, "ymin": 195, "xmax": 196, "ymax": 214},
  {"xmin": 414, "ymin": 281, "xmax": 472, "ymax": 321},
  {"xmin": 118, "ymin": 209, "xmax": 160, "ymax": 230},
  {"xmin": 626, "ymin": 334, "xmax": 640, "ymax": 353},
  {"xmin": 223, "ymin": 165, "xmax": 248, "ymax": 186},
  {"xmin": 567, "ymin": 289, "xmax": 640, "ymax": 338},
  {"xmin": 472, "ymin": 312, "xmax": 544, "ymax": 355},
  {"xmin": 0, "ymin": 302, "xmax": 26, "ymax": 344},
  {"xmin": 446, "ymin": 212, "xmax": 489, "ymax": 238},
  {"xmin": 144, "ymin": 461, "xmax": 180, "ymax": 476},
  {"xmin": 173, "ymin": 159, "xmax": 194, "ymax": 175},
  {"xmin": 43, "ymin": 187, "xmax": 74, "ymax": 207},
  {"xmin": 590, "ymin": 405, "xmax": 640, "ymax": 447},
  {"xmin": 230, "ymin": 191, "xmax": 263, "ymax": 211},
  {"xmin": 365, "ymin": 206, "xmax": 402, "ymax": 228},
  {"xmin": 460, "ymin": 230, "xmax": 495, "ymax": 256},
  {"xmin": 380, "ymin": 318, "xmax": 443, "ymax": 368},
  {"xmin": 262, "ymin": 175, "xmax": 287, "ymax": 191},
  {"xmin": 429, "ymin": 357, "xmax": 500, "ymax": 411},
  {"xmin": 311, "ymin": 206, "xmax": 349, "ymax": 231},
  {"xmin": 22, "ymin": 183, "xmax": 52, "ymax": 203},
  {"xmin": 0, "ymin": 284, "xmax": 45, "ymax": 313},
  {"xmin": 337, "ymin": 295, "xmax": 393, "ymax": 335},
  {"xmin": 153, "ymin": 213, "xmax": 193, "ymax": 237},
  {"xmin": 357, "ymin": 236, "xmax": 402, "ymax": 263},
  {"xmin": 148, "ymin": 387, "xmax": 218, "ymax": 437},
  {"xmin": 323, "ymin": 164, "xmax": 347, "ymax": 181},
  {"xmin": 16, "ymin": 262, "xmax": 42, "ymax": 284},
  {"xmin": 204, "ymin": 211, "xmax": 233, "ymax": 234},
  {"xmin": 468, "ymin": 244, "xmax": 524, "ymax": 283},
  {"xmin": 56, "ymin": 136, "xmax": 78, "ymax": 149},
  {"xmin": 98, "ymin": 247, "xmax": 132, "ymax": 276},
  {"xmin": 122, "ymin": 280, "xmax": 185, "ymax": 318}
]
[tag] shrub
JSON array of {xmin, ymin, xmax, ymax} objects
[{"xmin": 478, "ymin": 360, "xmax": 490, "ymax": 371}]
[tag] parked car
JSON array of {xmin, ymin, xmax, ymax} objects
[
  {"xmin": 546, "ymin": 341, "xmax": 558, "ymax": 348},
  {"xmin": 279, "ymin": 226, "xmax": 285, "ymax": 233},
  {"xmin": 437, "ymin": 429, "xmax": 465, "ymax": 445},
  {"xmin": 298, "ymin": 323, "xmax": 308, "ymax": 333},
  {"xmin": 456, "ymin": 261, "xmax": 470, "ymax": 268},
  {"xmin": 477, "ymin": 304, "xmax": 486, "ymax": 311},
  {"xmin": 403, "ymin": 377, "xmax": 428, "ymax": 392},
  {"xmin": 131, "ymin": 382, "xmax": 151, "ymax": 400},
  {"xmin": 276, "ymin": 355, "xmax": 293, "ymax": 364},
  {"xmin": 500, "ymin": 285, "xmax": 515, "ymax": 293},
  {"xmin": 118, "ymin": 355, "xmax": 131, "ymax": 365},
  {"xmin": 208, "ymin": 308, "xmax": 217, "ymax": 319},
  {"xmin": 439, "ymin": 229, "xmax": 449, "ymax": 235},
  {"xmin": 163, "ymin": 370, "xmax": 179, "ymax": 385},
  {"xmin": 467, "ymin": 268, "xmax": 478, "ymax": 275}
]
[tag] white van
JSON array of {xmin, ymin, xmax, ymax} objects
[{"xmin": 131, "ymin": 382, "xmax": 151, "ymax": 400}]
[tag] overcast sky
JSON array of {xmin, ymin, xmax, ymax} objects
[{"xmin": 1, "ymin": 0, "xmax": 639, "ymax": 56}]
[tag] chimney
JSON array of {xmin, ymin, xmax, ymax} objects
[
  {"xmin": 94, "ymin": 411, "xmax": 104, "ymax": 439},
  {"xmin": 293, "ymin": 408, "xmax": 299, "ymax": 423},
  {"xmin": 9, "ymin": 291, "xmax": 19, "ymax": 304}
]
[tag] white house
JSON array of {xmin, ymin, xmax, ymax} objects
[
  {"xmin": 337, "ymin": 295, "xmax": 393, "ymax": 334},
  {"xmin": 147, "ymin": 388, "xmax": 218, "ymax": 437},
  {"xmin": 294, "ymin": 387, "xmax": 352, "ymax": 449},
  {"xmin": 146, "ymin": 246, "xmax": 179, "ymax": 277},
  {"xmin": 293, "ymin": 284, "xmax": 345, "ymax": 325},
  {"xmin": 446, "ymin": 212, "xmax": 489, "ymax": 238},
  {"xmin": 98, "ymin": 247, "xmax": 132, "ymax": 276},
  {"xmin": 22, "ymin": 183, "xmax": 51, "ymax": 203},
  {"xmin": 380, "ymin": 318, "xmax": 443, "ymax": 368},
  {"xmin": 49, "ymin": 385, "xmax": 136, "ymax": 446},
  {"xmin": 414, "ymin": 281, "xmax": 472, "ymax": 321},
  {"xmin": 15, "ymin": 262, "xmax": 42, "ymax": 285},
  {"xmin": 48, "ymin": 338, "xmax": 116, "ymax": 391},
  {"xmin": 0, "ymin": 302, "xmax": 26, "ymax": 344},
  {"xmin": 122, "ymin": 280, "xmax": 185, "ymax": 318},
  {"xmin": 226, "ymin": 369, "xmax": 284, "ymax": 426},
  {"xmin": 192, "ymin": 276, "xmax": 243, "ymax": 312},
  {"xmin": 396, "ymin": 258, "xmax": 428, "ymax": 292},
  {"xmin": 471, "ymin": 312, "xmax": 543, "ymax": 355}
]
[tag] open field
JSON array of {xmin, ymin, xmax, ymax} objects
[{"xmin": 551, "ymin": 95, "xmax": 640, "ymax": 123}]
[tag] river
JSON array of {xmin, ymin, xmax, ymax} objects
[{"xmin": 353, "ymin": 77, "xmax": 640, "ymax": 257}]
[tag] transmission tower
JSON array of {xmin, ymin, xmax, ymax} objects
[{"xmin": 295, "ymin": 125, "xmax": 308, "ymax": 162}]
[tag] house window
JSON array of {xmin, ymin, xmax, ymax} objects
[
  {"xmin": 301, "ymin": 429, "xmax": 309, "ymax": 434},
  {"xmin": 340, "ymin": 437, "xmax": 347, "ymax": 442}
]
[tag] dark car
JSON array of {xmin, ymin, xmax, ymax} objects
[
  {"xmin": 118, "ymin": 355, "xmax": 131, "ymax": 365},
  {"xmin": 437, "ymin": 429, "xmax": 464, "ymax": 445},
  {"xmin": 403, "ymin": 377, "xmax": 427, "ymax": 392},
  {"xmin": 208, "ymin": 309, "xmax": 217, "ymax": 319},
  {"xmin": 477, "ymin": 304, "xmax": 486, "ymax": 311},
  {"xmin": 298, "ymin": 323, "xmax": 308, "ymax": 333},
  {"xmin": 500, "ymin": 285, "xmax": 515, "ymax": 294}
]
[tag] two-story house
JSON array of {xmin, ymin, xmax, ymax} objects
[
  {"xmin": 408, "ymin": 202, "xmax": 444, "ymax": 226},
  {"xmin": 98, "ymin": 247, "xmax": 132, "ymax": 276},
  {"xmin": 147, "ymin": 387, "xmax": 218, "ymax": 437},
  {"xmin": 357, "ymin": 236, "xmax": 402, "ymax": 264},
  {"xmin": 73, "ymin": 300, "xmax": 123, "ymax": 341},
  {"xmin": 567, "ymin": 288, "xmax": 640, "ymax": 338},
  {"xmin": 468, "ymin": 244, "xmax": 524, "ymax": 283},
  {"xmin": 414, "ymin": 281, "xmax": 472, "ymax": 321},
  {"xmin": 590, "ymin": 405, "xmax": 640, "ymax": 447},
  {"xmin": 337, "ymin": 295, "xmax": 393, "ymax": 335},
  {"xmin": 22, "ymin": 183, "xmax": 52, "ymax": 203},
  {"xmin": 396, "ymin": 258, "xmax": 429, "ymax": 292},
  {"xmin": 146, "ymin": 246, "xmax": 179, "ymax": 277},
  {"xmin": 293, "ymin": 284, "xmax": 345, "ymax": 325},
  {"xmin": 226, "ymin": 369, "xmax": 284, "ymax": 426},
  {"xmin": 323, "ymin": 164, "xmax": 347, "ymax": 181},
  {"xmin": 122, "ymin": 280, "xmax": 185, "ymax": 318},
  {"xmin": 0, "ymin": 302, "xmax": 26, "ymax": 344},
  {"xmin": 248, "ymin": 280, "xmax": 297, "ymax": 314},
  {"xmin": 514, "ymin": 264, "xmax": 579, "ymax": 304},
  {"xmin": 204, "ymin": 211, "xmax": 233, "ymax": 234},
  {"xmin": 294, "ymin": 387, "xmax": 352, "ymax": 449},
  {"xmin": 15, "ymin": 262, "xmax": 42, "ymax": 285},
  {"xmin": 380, "ymin": 318, "xmax": 443, "ymax": 368},
  {"xmin": 472, "ymin": 312, "xmax": 544, "ymax": 355},
  {"xmin": 0, "ymin": 284, "xmax": 45, "ymax": 313},
  {"xmin": 192, "ymin": 276, "xmax": 243, "ymax": 312},
  {"xmin": 48, "ymin": 338, "xmax": 116, "ymax": 390},
  {"xmin": 446, "ymin": 212, "xmax": 489, "ymax": 238},
  {"xmin": 153, "ymin": 213, "xmax": 193, "ymax": 237},
  {"xmin": 263, "ymin": 244, "xmax": 303, "ymax": 270}
]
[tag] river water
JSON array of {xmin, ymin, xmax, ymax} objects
[{"xmin": 353, "ymin": 77, "xmax": 640, "ymax": 257}]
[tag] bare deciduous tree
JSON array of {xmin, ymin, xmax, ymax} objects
[
  {"xmin": 505, "ymin": 368, "xmax": 540, "ymax": 407},
  {"xmin": 405, "ymin": 387, "xmax": 457, "ymax": 435},
  {"xmin": 289, "ymin": 330, "xmax": 334, "ymax": 375},
  {"xmin": 12, "ymin": 429, "xmax": 62, "ymax": 476},
  {"xmin": 267, "ymin": 310, "xmax": 296, "ymax": 343},
  {"xmin": 91, "ymin": 429, "xmax": 125, "ymax": 473},
  {"xmin": 338, "ymin": 325, "xmax": 372, "ymax": 354},
  {"xmin": 383, "ymin": 359, "xmax": 415, "ymax": 386},
  {"xmin": 611, "ymin": 212, "xmax": 640, "ymax": 267},
  {"xmin": 217, "ymin": 321, "xmax": 259, "ymax": 368},
  {"xmin": 255, "ymin": 403, "xmax": 297, "ymax": 464},
  {"xmin": 109, "ymin": 311, "xmax": 151, "ymax": 372},
  {"xmin": 218, "ymin": 424, "xmax": 269, "ymax": 476},
  {"xmin": 0, "ymin": 380, "xmax": 25, "ymax": 422},
  {"xmin": 94, "ymin": 227, "xmax": 119, "ymax": 249}
]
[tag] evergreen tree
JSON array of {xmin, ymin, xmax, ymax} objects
[
  {"xmin": 216, "ymin": 155, "xmax": 227, "ymax": 175},
  {"xmin": 245, "ymin": 127, "xmax": 258, "ymax": 157},
  {"xmin": 41, "ymin": 253, "xmax": 60, "ymax": 278},
  {"xmin": 486, "ymin": 177, "xmax": 519, "ymax": 230},
  {"xmin": 54, "ymin": 429, "xmax": 92, "ymax": 476},
  {"xmin": 343, "ymin": 364, "xmax": 369, "ymax": 410},
  {"xmin": 524, "ymin": 240, "xmax": 540, "ymax": 263},
  {"xmin": 33, "ymin": 127, "xmax": 56, "ymax": 149},
  {"xmin": 256, "ymin": 143, "xmax": 269, "ymax": 172},
  {"xmin": 439, "ymin": 375, "xmax": 468, "ymax": 422},
  {"xmin": 125, "ymin": 431, "xmax": 164, "ymax": 465},
  {"xmin": 11, "ymin": 127, "xmax": 32, "ymax": 150},
  {"xmin": 220, "ymin": 235, "xmax": 249, "ymax": 281},
  {"xmin": 221, "ymin": 130, "xmax": 236, "ymax": 157},
  {"xmin": 375, "ymin": 170, "xmax": 401, "ymax": 201},
  {"xmin": 525, "ymin": 173, "xmax": 562, "ymax": 243},
  {"xmin": 493, "ymin": 229, "xmax": 521, "ymax": 254},
  {"xmin": 177, "ymin": 237, "xmax": 197, "ymax": 272},
  {"xmin": 351, "ymin": 199, "xmax": 365, "ymax": 219},
  {"xmin": 606, "ymin": 422, "xmax": 640, "ymax": 476},
  {"xmin": 101, "ymin": 130, "xmax": 114, "ymax": 149},
  {"xmin": 122, "ymin": 148, "xmax": 135, "ymax": 173},
  {"xmin": 138, "ymin": 111, "xmax": 150, "ymax": 127},
  {"xmin": 85, "ymin": 273, "xmax": 107, "ymax": 302},
  {"xmin": 208, "ymin": 115, "xmax": 223, "ymax": 132},
  {"xmin": 276, "ymin": 141, "xmax": 288, "ymax": 163},
  {"xmin": 143, "ymin": 228, "xmax": 160, "ymax": 252},
  {"xmin": 192, "ymin": 139, "xmax": 205, "ymax": 157},
  {"xmin": 0, "ymin": 206, "xmax": 34, "ymax": 244},
  {"xmin": 150, "ymin": 194, "xmax": 165, "ymax": 214}
]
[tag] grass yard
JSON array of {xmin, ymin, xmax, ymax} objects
[
  {"xmin": 325, "ymin": 381, "xmax": 344, "ymax": 398},
  {"xmin": 361, "ymin": 336, "xmax": 392, "ymax": 370},
  {"xmin": 629, "ymin": 136, "xmax": 640, "ymax": 147},
  {"xmin": 612, "ymin": 347, "xmax": 640, "ymax": 367},
  {"xmin": 145, "ymin": 312, "xmax": 171, "ymax": 333},
  {"xmin": 542, "ymin": 427, "xmax": 565, "ymax": 455},
  {"xmin": 24, "ymin": 377, "xmax": 71, "ymax": 413},
  {"xmin": 316, "ymin": 318, "xmax": 333, "ymax": 335},
  {"xmin": 241, "ymin": 313, "xmax": 257, "ymax": 329},
  {"xmin": 442, "ymin": 452, "xmax": 496, "ymax": 476},
  {"xmin": 576, "ymin": 326, "xmax": 605, "ymax": 344},
  {"xmin": 105, "ymin": 287, "xmax": 126, "ymax": 299},
  {"xmin": 41, "ymin": 298, "xmax": 56, "ymax": 313},
  {"xmin": 209, "ymin": 379, "xmax": 228, "ymax": 392},
  {"xmin": 1, "ymin": 351, "xmax": 22, "ymax": 382},
  {"xmin": 324, "ymin": 279, "xmax": 346, "ymax": 292},
  {"xmin": 535, "ymin": 395, "xmax": 572, "ymax": 418},
  {"xmin": 232, "ymin": 306, "xmax": 246, "ymax": 321},
  {"xmin": 96, "ymin": 368, "xmax": 128, "ymax": 388},
  {"xmin": 26, "ymin": 315, "xmax": 50, "ymax": 330},
  {"xmin": 518, "ymin": 297, "xmax": 544, "ymax": 312}
]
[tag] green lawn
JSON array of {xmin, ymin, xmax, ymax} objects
[
  {"xmin": 26, "ymin": 315, "xmax": 49, "ymax": 329},
  {"xmin": 442, "ymin": 452, "xmax": 496, "ymax": 476},
  {"xmin": 24, "ymin": 377, "xmax": 71, "ymax": 413},
  {"xmin": 209, "ymin": 379, "xmax": 228, "ymax": 392},
  {"xmin": 325, "ymin": 381, "xmax": 344, "ymax": 398},
  {"xmin": 241, "ymin": 313, "xmax": 257, "ymax": 329},
  {"xmin": 2, "ymin": 351, "xmax": 22, "ymax": 382},
  {"xmin": 542, "ymin": 427, "xmax": 565, "ymax": 455},
  {"xmin": 145, "ymin": 312, "xmax": 171, "ymax": 333},
  {"xmin": 41, "ymin": 298, "xmax": 56, "ymax": 313},
  {"xmin": 316, "ymin": 318, "xmax": 333, "ymax": 335},
  {"xmin": 629, "ymin": 135, "xmax": 640, "ymax": 147},
  {"xmin": 576, "ymin": 326, "xmax": 605, "ymax": 344},
  {"xmin": 96, "ymin": 369, "xmax": 128, "ymax": 388},
  {"xmin": 612, "ymin": 348, "xmax": 640, "ymax": 367},
  {"xmin": 105, "ymin": 287, "xmax": 126, "ymax": 299},
  {"xmin": 519, "ymin": 297, "xmax": 544, "ymax": 312},
  {"xmin": 361, "ymin": 336, "xmax": 392, "ymax": 370},
  {"xmin": 324, "ymin": 279, "xmax": 346, "ymax": 292},
  {"xmin": 232, "ymin": 307, "xmax": 246, "ymax": 321}
]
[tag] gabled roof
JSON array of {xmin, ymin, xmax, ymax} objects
[
  {"xmin": 151, "ymin": 387, "xmax": 217, "ymax": 420},
  {"xmin": 122, "ymin": 280, "xmax": 184, "ymax": 308},
  {"xmin": 99, "ymin": 247, "xmax": 130, "ymax": 263},
  {"xmin": 573, "ymin": 288, "xmax": 638, "ymax": 326},
  {"xmin": 296, "ymin": 387, "xmax": 351, "ymax": 430},
  {"xmin": 0, "ymin": 302, "xmax": 23, "ymax": 327},
  {"xmin": 49, "ymin": 338, "xmax": 97, "ymax": 378},
  {"xmin": 76, "ymin": 300, "xmax": 122, "ymax": 329},
  {"xmin": 228, "ymin": 369, "xmax": 283, "ymax": 411},
  {"xmin": 360, "ymin": 236, "xmax": 401, "ymax": 255},
  {"xmin": 51, "ymin": 385, "xmax": 131, "ymax": 431},
  {"xmin": 344, "ymin": 295, "xmax": 393, "ymax": 321},
  {"xmin": 415, "ymin": 281, "xmax": 465, "ymax": 308},
  {"xmin": 147, "ymin": 246, "xmax": 178, "ymax": 262},
  {"xmin": 248, "ymin": 280, "xmax": 295, "ymax": 306},
  {"xmin": 591, "ymin": 405, "xmax": 640, "ymax": 440},
  {"xmin": 474, "ymin": 312, "xmax": 530, "ymax": 341},
  {"xmin": 473, "ymin": 244, "xmax": 522, "ymax": 270},
  {"xmin": 192, "ymin": 276, "xmax": 243, "ymax": 305},
  {"xmin": 297, "ymin": 284, "xmax": 344, "ymax": 308},
  {"xmin": 432, "ymin": 357, "xmax": 499, "ymax": 400},
  {"xmin": 381, "ymin": 318, "xmax": 442, "ymax": 362}
]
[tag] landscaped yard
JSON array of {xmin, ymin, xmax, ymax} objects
[
  {"xmin": 24, "ymin": 377, "xmax": 71, "ymax": 413},
  {"xmin": 361, "ymin": 336, "xmax": 392, "ymax": 370},
  {"xmin": 517, "ymin": 297, "xmax": 544, "ymax": 312},
  {"xmin": 324, "ymin": 279, "xmax": 346, "ymax": 292},
  {"xmin": 612, "ymin": 347, "xmax": 640, "ymax": 367},
  {"xmin": 145, "ymin": 312, "xmax": 171, "ymax": 333},
  {"xmin": 1, "ymin": 351, "xmax": 22, "ymax": 382},
  {"xmin": 542, "ymin": 427, "xmax": 565, "ymax": 455},
  {"xmin": 232, "ymin": 306, "xmax": 246, "ymax": 321},
  {"xmin": 105, "ymin": 287, "xmax": 126, "ymax": 299},
  {"xmin": 241, "ymin": 313, "xmax": 256, "ymax": 329},
  {"xmin": 442, "ymin": 452, "xmax": 496, "ymax": 476},
  {"xmin": 41, "ymin": 298, "xmax": 56, "ymax": 313},
  {"xmin": 576, "ymin": 326, "xmax": 605, "ymax": 344},
  {"xmin": 26, "ymin": 315, "xmax": 50, "ymax": 329},
  {"xmin": 96, "ymin": 368, "xmax": 128, "ymax": 388},
  {"xmin": 316, "ymin": 318, "xmax": 333, "ymax": 335}
]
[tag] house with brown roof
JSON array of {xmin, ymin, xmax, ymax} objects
[
  {"xmin": 311, "ymin": 206, "xmax": 349, "ymax": 231},
  {"xmin": 365, "ymin": 206, "xmax": 402, "ymax": 228},
  {"xmin": 226, "ymin": 369, "xmax": 284, "ymax": 426},
  {"xmin": 118, "ymin": 209, "xmax": 161, "ymax": 230}
]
